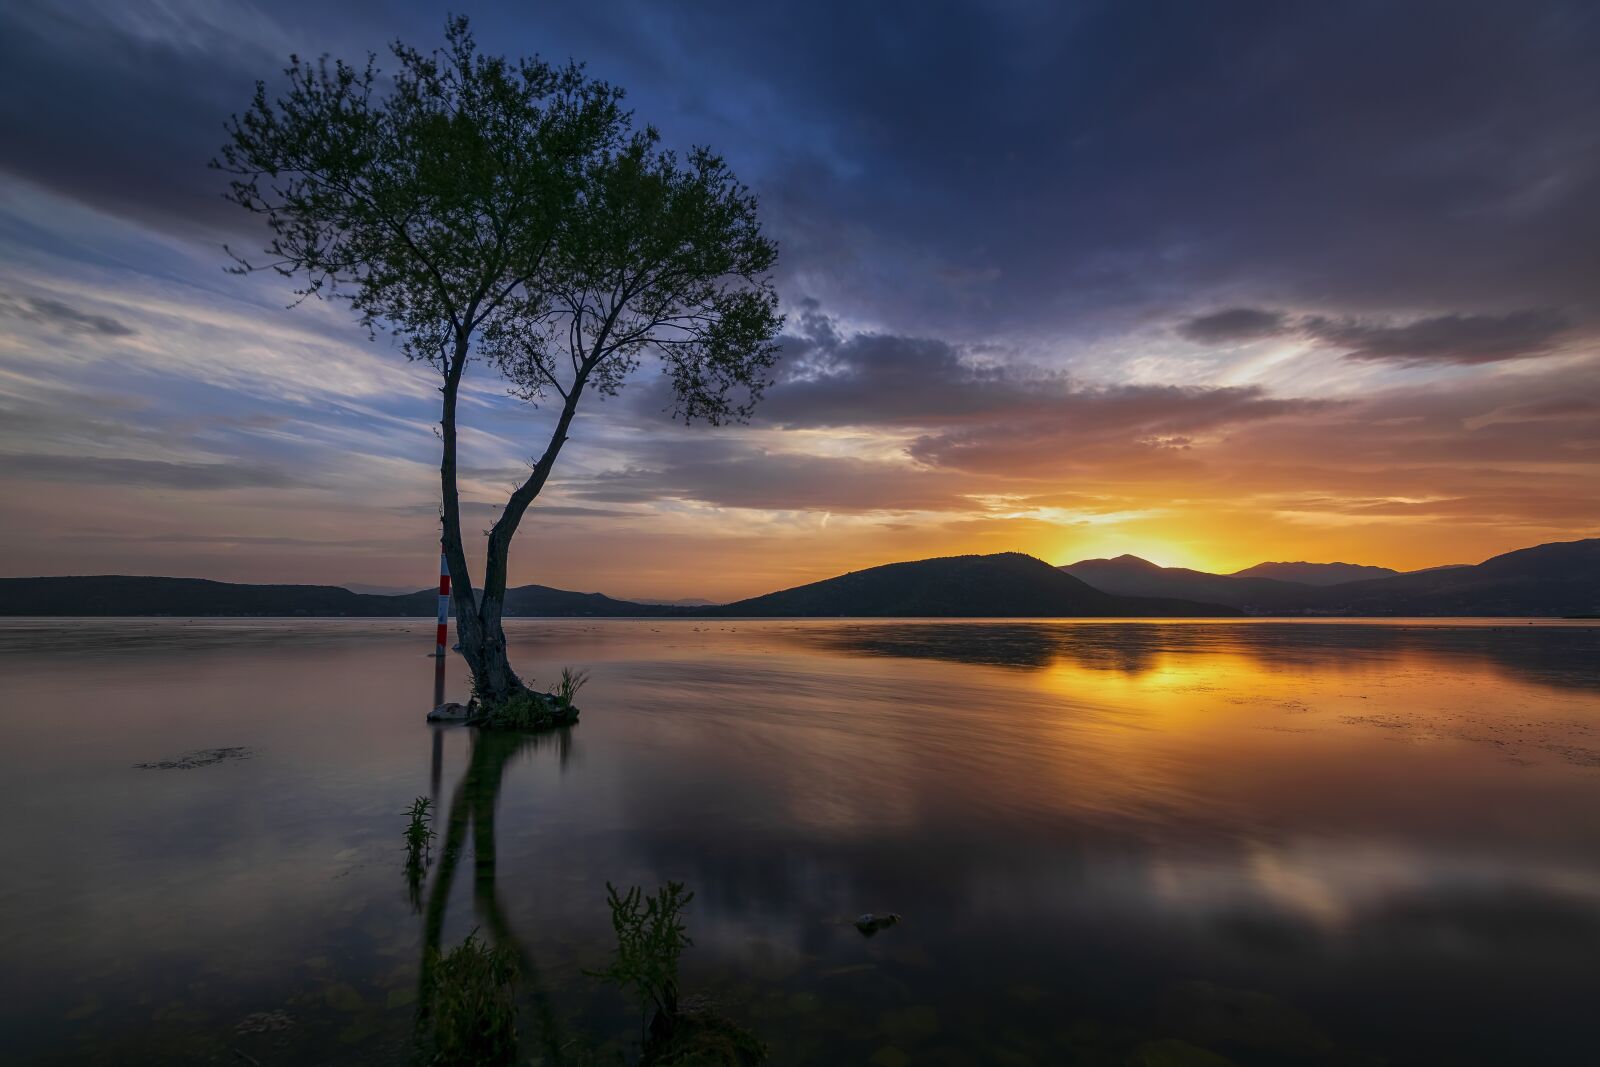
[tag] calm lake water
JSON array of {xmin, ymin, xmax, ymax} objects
[{"xmin": 2, "ymin": 618, "xmax": 1598, "ymax": 1065}]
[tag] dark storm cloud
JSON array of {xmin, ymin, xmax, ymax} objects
[
  {"xmin": 1303, "ymin": 309, "xmax": 1575, "ymax": 365},
  {"xmin": 567, "ymin": 441, "xmax": 971, "ymax": 513},
  {"xmin": 0, "ymin": 2, "xmax": 285, "ymax": 237},
  {"xmin": 662, "ymin": 0, "xmax": 1600, "ymax": 335},
  {"xmin": 1176, "ymin": 308, "xmax": 1290, "ymax": 345},
  {"xmin": 1175, "ymin": 305, "xmax": 1577, "ymax": 364},
  {"xmin": 0, "ymin": 293, "xmax": 136, "ymax": 337},
  {"xmin": 0, "ymin": 452, "xmax": 302, "ymax": 490},
  {"xmin": 744, "ymin": 307, "xmax": 1327, "ymax": 444},
  {"xmin": 5, "ymin": 0, "xmax": 1598, "ymax": 339},
  {"xmin": 758, "ymin": 326, "xmax": 1059, "ymax": 428}
]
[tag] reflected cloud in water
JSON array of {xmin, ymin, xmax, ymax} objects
[{"xmin": 2, "ymin": 618, "xmax": 1598, "ymax": 1064}]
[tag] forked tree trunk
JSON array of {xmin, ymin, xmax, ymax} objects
[
  {"xmin": 438, "ymin": 335, "xmax": 519, "ymax": 705},
  {"xmin": 437, "ymin": 331, "xmax": 590, "ymax": 708}
]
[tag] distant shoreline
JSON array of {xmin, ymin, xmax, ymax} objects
[{"xmin": 1, "ymin": 614, "xmax": 1593, "ymax": 624}]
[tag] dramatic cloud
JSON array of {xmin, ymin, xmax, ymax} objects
[
  {"xmin": 754, "ymin": 318, "xmax": 1066, "ymax": 428},
  {"xmin": 1, "ymin": 0, "xmax": 1598, "ymax": 594},
  {"xmin": 1176, "ymin": 308, "xmax": 1291, "ymax": 345},
  {"xmin": 6, "ymin": 1, "xmax": 1600, "ymax": 336},
  {"xmin": 749, "ymin": 311, "xmax": 1332, "ymax": 476},
  {"xmin": 1303, "ymin": 309, "xmax": 1575, "ymax": 365},
  {"xmin": 1177, "ymin": 306, "xmax": 1578, "ymax": 365},
  {"xmin": 0, "ymin": 1, "xmax": 284, "ymax": 238},
  {"xmin": 568, "ymin": 440, "xmax": 970, "ymax": 513},
  {"xmin": 908, "ymin": 385, "xmax": 1332, "ymax": 476}
]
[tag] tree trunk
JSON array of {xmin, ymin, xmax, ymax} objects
[
  {"xmin": 463, "ymin": 589, "xmax": 523, "ymax": 704},
  {"xmin": 438, "ymin": 328, "xmax": 593, "ymax": 709},
  {"xmin": 438, "ymin": 334, "xmax": 519, "ymax": 704}
]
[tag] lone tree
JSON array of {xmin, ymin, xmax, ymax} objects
[{"xmin": 217, "ymin": 19, "xmax": 781, "ymax": 708}]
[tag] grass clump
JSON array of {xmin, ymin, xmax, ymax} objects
[
  {"xmin": 425, "ymin": 931, "xmax": 518, "ymax": 1066},
  {"xmin": 586, "ymin": 880, "xmax": 764, "ymax": 1064},
  {"xmin": 553, "ymin": 666, "xmax": 591, "ymax": 708},
  {"xmin": 404, "ymin": 796, "xmax": 435, "ymax": 865},
  {"xmin": 588, "ymin": 881, "xmax": 694, "ymax": 1041},
  {"xmin": 474, "ymin": 668, "xmax": 587, "ymax": 731},
  {"xmin": 403, "ymin": 795, "xmax": 435, "ymax": 910}
]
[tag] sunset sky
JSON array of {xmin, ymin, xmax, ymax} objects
[{"xmin": 1, "ymin": 0, "xmax": 1597, "ymax": 601}]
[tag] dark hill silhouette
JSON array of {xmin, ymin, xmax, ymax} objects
[
  {"xmin": 1310, "ymin": 538, "xmax": 1600, "ymax": 616},
  {"xmin": 1229, "ymin": 561, "xmax": 1398, "ymax": 585},
  {"xmin": 710, "ymin": 553, "xmax": 1240, "ymax": 617},
  {"xmin": 4, "ymin": 539, "xmax": 1593, "ymax": 618},
  {"xmin": 1063, "ymin": 539, "xmax": 1599, "ymax": 616},
  {"xmin": 0, "ymin": 576, "xmax": 681, "ymax": 618},
  {"xmin": 1061, "ymin": 555, "xmax": 1316, "ymax": 612}
]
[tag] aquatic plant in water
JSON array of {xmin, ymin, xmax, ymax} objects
[
  {"xmin": 404, "ymin": 796, "xmax": 435, "ymax": 910},
  {"xmin": 585, "ymin": 880, "xmax": 766, "ymax": 1064},
  {"xmin": 589, "ymin": 881, "xmax": 694, "ymax": 1039},
  {"xmin": 473, "ymin": 668, "xmax": 585, "ymax": 731},
  {"xmin": 554, "ymin": 666, "xmax": 591, "ymax": 708},
  {"xmin": 404, "ymin": 796, "xmax": 435, "ymax": 866},
  {"xmin": 425, "ymin": 931, "xmax": 518, "ymax": 1065}
]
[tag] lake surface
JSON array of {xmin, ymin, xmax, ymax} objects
[{"xmin": 2, "ymin": 618, "xmax": 1598, "ymax": 1065}]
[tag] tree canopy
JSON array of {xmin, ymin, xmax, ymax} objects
[{"xmin": 217, "ymin": 17, "xmax": 782, "ymax": 703}]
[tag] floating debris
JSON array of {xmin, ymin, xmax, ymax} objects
[{"xmin": 135, "ymin": 747, "xmax": 254, "ymax": 770}]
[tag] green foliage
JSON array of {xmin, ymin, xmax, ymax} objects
[
  {"xmin": 215, "ymin": 16, "xmax": 622, "ymax": 364},
  {"xmin": 218, "ymin": 18, "xmax": 783, "ymax": 687},
  {"xmin": 426, "ymin": 931, "xmax": 519, "ymax": 1066},
  {"xmin": 588, "ymin": 881, "xmax": 695, "ymax": 1036},
  {"xmin": 476, "ymin": 687, "xmax": 578, "ymax": 731},
  {"xmin": 403, "ymin": 795, "xmax": 435, "ymax": 910},
  {"xmin": 553, "ymin": 666, "xmax": 591, "ymax": 708},
  {"xmin": 404, "ymin": 795, "xmax": 435, "ymax": 861},
  {"xmin": 216, "ymin": 17, "xmax": 779, "ymax": 415}
]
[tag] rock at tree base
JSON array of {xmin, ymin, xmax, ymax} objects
[{"xmin": 426, "ymin": 702, "xmax": 470, "ymax": 722}]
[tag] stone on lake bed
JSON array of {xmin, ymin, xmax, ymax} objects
[{"xmin": 853, "ymin": 912, "xmax": 902, "ymax": 936}]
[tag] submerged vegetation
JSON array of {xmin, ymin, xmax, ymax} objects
[
  {"xmin": 408, "ymin": 729, "xmax": 760, "ymax": 1064},
  {"xmin": 404, "ymin": 796, "xmax": 435, "ymax": 863},
  {"xmin": 423, "ymin": 932, "xmax": 519, "ymax": 1066},
  {"xmin": 403, "ymin": 796, "xmax": 435, "ymax": 910},
  {"xmin": 474, "ymin": 688, "xmax": 579, "ymax": 731},
  {"xmin": 588, "ymin": 881, "xmax": 765, "ymax": 1066},
  {"xmin": 589, "ymin": 882, "xmax": 695, "ymax": 1039}
]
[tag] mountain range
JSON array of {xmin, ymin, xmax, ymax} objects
[
  {"xmin": 1062, "ymin": 538, "xmax": 1599, "ymax": 616},
  {"xmin": 1226, "ymin": 561, "xmax": 1402, "ymax": 585},
  {"xmin": 0, "ymin": 576, "xmax": 681, "ymax": 618},
  {"xmin": 707, "ymin": 552, "xmax": 1237, "ymax": 617},
  {"xmin": 1, "ymin": 538, "xmax": 1594, "ymax": 618}
]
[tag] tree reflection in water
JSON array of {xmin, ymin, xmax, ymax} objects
[{"xmin": 418, "ymin": 725, "xmax": 575, "ymax": 1063}]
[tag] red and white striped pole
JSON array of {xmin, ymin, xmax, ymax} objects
[{"xmin": 434, "ymin": 544, "xmax": 450, "ymax": 657}]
